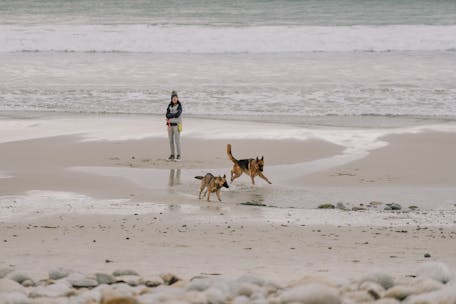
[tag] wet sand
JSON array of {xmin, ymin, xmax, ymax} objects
[{"xmin": 0, "ymin": 114, "xmax": 455, "ymax": 292}]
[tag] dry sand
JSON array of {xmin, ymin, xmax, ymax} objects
[{"xmin": 296, "ymin": 131, "xmax": 456, "ymax": 187}]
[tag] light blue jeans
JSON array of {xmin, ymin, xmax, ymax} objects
[{"xmin": 168, "ymin": 125, "xmax": 181, "ymax": 156}]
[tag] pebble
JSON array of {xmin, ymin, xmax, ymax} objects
[
  {"xmin": 49, "ymin": 267, "xmax": 73, "ymax": 280},
  {"xmin": 0, "ymin": 262, "xmax": 453, "ymax": 303},
  {"xmin": 0, "ymin": 278, "xmax": 26, "ymax": 293},
  {"xmin": 7, "ymin": 272, "xmax": 33, "ymax": 285},
  {"xmin": 112, "ymin": 269, "xmax": 139, "ymax": 277},
  {"xmin": 0, "ymin": 268, "xmax": 14, "ymax": 279},
  {"xmin": 318, "ymin": 203, "xmax": 335, "ymax": 209},
  {"xmin": 280, "ymin": 284, "xmax": 341, "ymax": 304},
  {"xmin": 385, "ymin": 203, "xmax": 402, "ymax": 210},
  {"xmin": 336, "ymin": 202, "xmax": 347, "ymax": 210},
  {"xmin": 160, "ymin": 273, "xmax": 181, "ymax": 285},
  {"xmin": 95, "ymin": 273, "xmax": 116, "ymax": 285},
  {"xmin": 115, "ymin": 275, "xmax": 142, "ymax": 287},
  {"xmin": 143, "ymin": 276, "xmax": 164, "ymax": 288},
  {"xmin": 28, "ymin": 281, "xmax": 73, "ymax": 298},
  {"xmin": 360, "ymin": 272, "xmax": 395, "ymax": 290},
  {"xmin": 416, "ymin": 261, "xmax": 453, "ymax": 284},
  {"xmin": 71, "ymin": 278, "xmax": 99, "ymax": 288},
  {"xmin": 21, "ymin": 279, "xmax": 35, "ymax": 287}
]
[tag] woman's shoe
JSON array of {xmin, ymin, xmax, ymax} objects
[
  {"xmin": 175, "ymin": 155, "xmax": 181, "ymax": 161},
  {"xmin": 168, "ymin": 154, "xmax": 175, "ymax": 161}
]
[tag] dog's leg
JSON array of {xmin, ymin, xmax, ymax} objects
[
  {"xmin": 231, "ymin": 170, "xmax": 242, "ymax": 183},
  {"xmin": 258, "ymin": 172, "xmax": 272, "ymax": 184},
  {"xmin": 199, "ymin": 186, "xmax": 205, "ymax": 199},
  {"xmin": 216, "ymin": 190, "xmax": 222, "ymax": 202},
  {"xmin": 250, "ymin": 174, "xmax": 255, "ymax": 185},
  {"xmin": 206, "ymin": 190, "xmax": 211, "ymax": 202}
]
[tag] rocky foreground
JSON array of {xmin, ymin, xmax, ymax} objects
[{"xmin": 0, "ymin": 261, "xmax": 454, "ymax": 304}]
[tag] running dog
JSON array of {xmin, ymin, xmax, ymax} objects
[
  {"xmin": 226, "ymin": 144, "xmax": 272, "ymax": 185},
  {"xmin": 195, "ymin": 173, "xmax": 229, "ymax": 202}
]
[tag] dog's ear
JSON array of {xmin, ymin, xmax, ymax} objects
[
  {"xmin": 256, "ymin": 156, "xmax": 259, "ymax": 161},
  {"xmin": 261, "ymin": 156, "xmax": 264, "ymax": 160},
  {"xmin": 223, "ymin": 174, "xmax": 226, "ymax": 178}
]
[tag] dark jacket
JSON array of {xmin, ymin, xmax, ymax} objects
[{"xmin": 166, "ymin": 102, "xmax": 182, "ymax": 126}]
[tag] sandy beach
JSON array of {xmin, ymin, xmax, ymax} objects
[{"xmin": 1, "ymin": 114, "xmax": 456, "ymax": 303}]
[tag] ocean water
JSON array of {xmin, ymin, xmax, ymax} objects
[{"xmin": 1, "ymin": 0, "xmax": 456, "ymax": 126}]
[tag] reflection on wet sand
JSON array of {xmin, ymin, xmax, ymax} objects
[{"xmin": 168, "ymin": 169, "xmax": 181, "ymax": 187}]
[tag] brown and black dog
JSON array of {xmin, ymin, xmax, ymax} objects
[
  {"xmin": 195, "ymin": 173, "xmax": 229, "ymax": 202},
  {"xmin": 227, "ymin": 144, "xmax": 272, "ymax": 185}
]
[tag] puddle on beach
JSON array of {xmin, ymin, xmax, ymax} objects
[{"xmin": 69, "ymin": 165, "xmax": 456, "ymax": 210}]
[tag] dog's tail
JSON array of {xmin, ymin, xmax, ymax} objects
[
  {"xmin": 226, "ymin": 144, "xmax": 237, "ymax": 164},
  {"xmin": 194, "ymin": 176, "xmax": 204, "ymax": 180}
]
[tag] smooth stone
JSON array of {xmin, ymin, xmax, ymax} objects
[
  {"xmin": 359, "ymin": 281, "xmax": 385, "ymax": 299},
  {"xmin": 351, "ymin": 206, "xmax": 367, "ymax": 211},
  {"xmin": 233, "ymin": 295, "xmax": 250, "ymax": 304},
  {"xmin": 0, "ymin": 292, "xmax": 30, "ymax": 304},
  {"xmin": 182, "ymin": 291, "xmax": 209, "ymax": 303},
  {"xmin": 95, "ymin": 273, "xmax": 116, "ymax": 285},
  {"xmin": 49, "ymin": 268, "xmax": 73, "ymax": 280},
  {"xmin": 21, "ymin": 279, "xmax": 35, "ymax": 287},
  {"xmin": 205, "ymin": 287, "xmax": 229, "ymax": 304},
  {"xmin": 112, "ymin": 270, "xmax": 139, "ymax": 277},
  {"xmin": 143, "ymin": 276, "xmax": 164, "ymax": 288},
  {"xmin": 232, "ymin": 282, "xmax": 262, "ymax": 298},
  {"xmin": 0, "ymin": 268, "xmax": 14, "ymax": 279},
  {"xmin": 413, "ymin": 278, "xmax": 444, "ymax": 293},
  {"xmin": 405, "ymin": 284, "xmax": 456, "ymax": 304},
  {"xmin": 336, "ymin": 202, "xmax": 347, "ymax": 210},
  {"xmin": 102, "ymin": 297, "xmax": 138, "ymax": 304},
  {"xmin": 280, "ymin": 284, "xmax": 341, "ymax": 304},
  {"xmin": 186, "ymin": 277, "xmax": 212, "ymax": 292},
  {"xmin": 386, "ymin": 203, "xmax": 402, "ymax": 210},
  {"xmin": 343, "ymin": 290, "xmax": 374, "ymax": 302},
  {"xmin": 0, "ymin": 279, "xmax": 26, "ymax": 294},
  {"xmin": 114, "ymin": 275, "xmax": 141, "ymax": 287},
  {"xmin": 384, "ymin": 285, "xmax": 415, "ymax": 301},
  {"xmin": 369, "ymin": 201, "xmax": 384, "ymax": 206},
  {"xmin": 237, "ymin": 275, "xmax": 265, "ymax": 287},
  {"xmin": 160, "ymin": 273, "xmax": 181, "ymax": 286},
  {"xmin": 70, "ymin": 278, "xmax": 99, "ymax": 289},
  {"xmin": 318, "ymin": 204, "xmax": 335, "ymax": 209},
  {"xmin": 360, "ymin": 272, "xmax": 395, "ymax": 290},
  {"xmin": 7, "ymin": 272, "xmax": 33, "ymax": 285},
  {"xmin": 385, "ymin": 278, "xmax": 443, "ymax": 301},
  {"xmin": 416, "ymin": 262, "xmax": 452, "ymax": 284},
  {"xmin": 28, "ymin": 281, "xmax": 72, "ymax": 298},
  {"xmin": 373, "ymin": 299, "xmax": 401, "ymax": 304}
]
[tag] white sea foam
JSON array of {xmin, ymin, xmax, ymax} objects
[{"xmin": 1, "ymin": 25, "xmax": 456, "ymax": 53}]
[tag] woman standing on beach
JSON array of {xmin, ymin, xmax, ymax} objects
[{"xmin": 166, "ymin": 90, "xmax": 183, "ymax": 161}]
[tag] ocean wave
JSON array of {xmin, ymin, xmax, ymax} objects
[{"xmin": 1, "ymin": 24, "xmax": 456, "ymax": 53}]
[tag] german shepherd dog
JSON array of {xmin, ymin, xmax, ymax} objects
[
  {"xmin": 195, "ymin": 173, "xmax": 229, "ymax": 202},
  {"xmin": 227, "ymin": 144, "xmax": 272, "ymax": 185}
]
